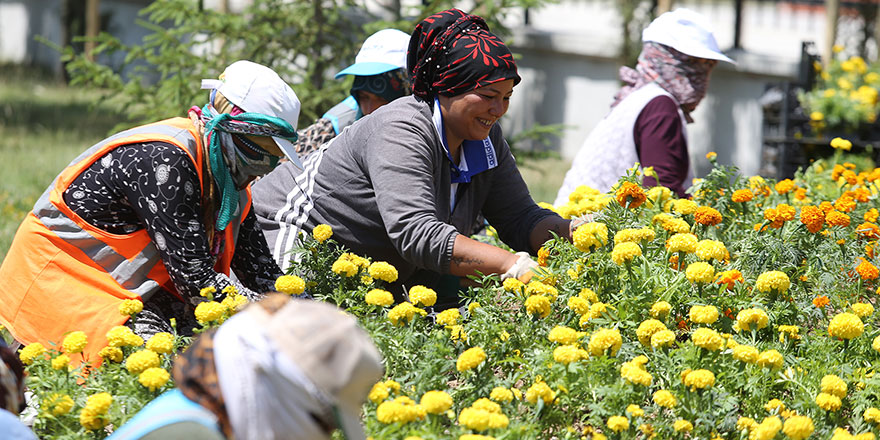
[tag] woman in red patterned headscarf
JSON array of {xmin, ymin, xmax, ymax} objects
[{"xmin": 253, "ymin": 8, "xmax": 573, "ymax": 310}]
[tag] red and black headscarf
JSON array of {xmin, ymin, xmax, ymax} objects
[{"xmin": 407, "ymin": 9, "xmax": 520, "ymax": 99}]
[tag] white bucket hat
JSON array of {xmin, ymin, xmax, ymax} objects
[
  {"xmin": 642, "ymin": 8, "xmax": 735, "ymax": 64},
  {"xmin": 201, "ymin": 60, "xmax": 303, "ymax": 168},
  {"xmin": 335, "ymin": 29, "xmax": 411, "ymax": 79}
]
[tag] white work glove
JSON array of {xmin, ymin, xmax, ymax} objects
[{"xmin": 501, "ymin": 252, "xmax": 540, "ymax": 283}]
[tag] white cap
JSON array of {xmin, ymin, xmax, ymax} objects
[
  {"xmin": 201, "ymin": 60, "xmax": 303, "ymax": 169},
  {"xmin": 335, "ymin": 29, "xmax": 410, "ymax": 79},
  {"xmin": 642, "ymin": 8, "xmax": 735, "ymax": 64}
]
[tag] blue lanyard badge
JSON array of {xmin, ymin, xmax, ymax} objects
[{"xmin": 432, "ymin": 97, "xmax": 498, "ymax": 183}]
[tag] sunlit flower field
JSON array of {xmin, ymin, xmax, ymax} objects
[{"xmin": 14, "ymin": 143, "xmax": 880, "ymax": 440}]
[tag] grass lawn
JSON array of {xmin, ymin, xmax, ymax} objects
[{"xmin": 0, "ymin": 66, "xmax": 569, "ymax": 262}]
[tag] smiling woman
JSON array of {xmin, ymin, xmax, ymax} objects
[{"xmin": 253, "ymin": 9, "xmax": 573, "ymax": 310}]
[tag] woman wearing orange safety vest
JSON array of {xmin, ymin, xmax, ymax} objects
[{"xmin": 0, "ymin": 61, "xmax": 303, "ymax": 360}]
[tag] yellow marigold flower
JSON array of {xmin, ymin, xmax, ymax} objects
[
  {"xmin": 368, "ymin": 381, "xmax": 390, "ymax": 404},
  {"xmin": 694, "ymin": 206, "xmax": 723, "ymax": 226},
  {"xmin": 607, "ymin": 415, "xmax": 629, "ymax": 432},
  {"xmin": 873, "ymin": 335, "xmax": 880, "ymax": 353},
  {"xmin": 456, "ymin": 346, "xmax": 487, "ymax": 372},
  {"xmin": 435, "ymin": 308, "xmax": 461, "ymax": 326},
  {"xmin": 828, "ymin": 312, "xmax": 864, "ymax": 339},
  {"xmin": 686, "ymin": 262, "xmax": 715, "ymax": 284},
  {"xmin": 553, "ymin": 345, "xmax": 586, "ymax": 365},
  {"xmin": 19, "ymin": 342, "xmax": 46, "ymax": 365},
  {"xmin": 683, "ymin": 368, "xmax": 715, "ymax": 391},
  {"xmin": 274, "ymin": 275, "xmax": 305, "ymax": 295},
  {"xmin": 548, "ymin": 325, "xmax": 585, "ymax": 345},
  {"xmin": 821, "ymin": 374, "xmax": 847, "ymax": 398},
  {"xmin": 827, "ymin": 210, "xmax": 851, "ymax": 227},
  {"xmin": 616, "ymin": 182, "xmax": 647, "ymax": 209},
  {"xmin": 737, "ymin": 416, "xmax": 757, "ymax": 431},
  {"xmin": 736, "ymin": 308, "xmax": 770, "ymax": 332},
  {"xmin": 138, "ymin": 367, "xmax": 170, "ymax": 391},
  {"xmin": 98, "ymin": 346, "xmax": 123, "ymax": 363},
  {"xmin": 674, "ymin": 419, "xmax": 693, "ymax": 432},
  {"xmin": 689, "ymin": 305, "xmax": 719, "ymax": 324},
  {"xmin": 502, "ymin": 277, "xmax": 524, "ymax": 293},
  {"xmin": 673, "ymin": 199, "xmax": 698, "ymax": 215},
  {"xmin": 376, "ymin": 396, "xmax": 426, "ymax": 424},
  {"xmin": 312, "ymin": 224, "xmax": 333, "ymax": 242},
  {"xmin": 613, "ymin": 227, "xmax": 656, "ymax": 245},
  {"xmin": 365, "ymin": 289, "xmax": 395, "ymax": 307},
  {"xmin": 420, "ymin": 390, "xmax": 453, "ymax": 414},
  {"xmin": 732, "ymin": 345, "xmax": 759, "ymax": 363},
  {"xmin": 119, "ymin": 299, "xmax": 144, "ymax": 316},
  {"xmin": 220, "ymin": 292, "xmax": 248, "ymax": 313},
  {"xmin": 524, "ymin": 295, "xmax": 552, "ymax": 318},
  {"xmin": 588, "ymin": 328, "xmax": 622, "ymax": 356},
  {"xmin": 692, "ymin": 328, "xmax": 724, "ymax": 351},
  {"xmin": 778, "ymin": 325, "xmax": 800, "ymax": 343},
  {"xmin": 649, "ymin": 301, "xmax": 671, "ymax": 319},
  {"xmin": 579, "ymin": 288, "xmax": 599, "ymax": 302},
  {"xmin": 816, "ymin": 392, "xmax": 842, "ymax": 411},
  {"xmin": 80, "ymin": 392, "xmax": 113, "ymax": 430},
  {"xmin": 331, "ymin": 258, "xmax": 358, "ymax": 277},
  {"xmin": 458, "ymin": 406, "xmax": 508, "ymax": 431},
  {"xmin": 525, "ymin": 380, "xmax": 556, "ymax": 405},
  {"xmin": 368, "ymin": 261, "xmax": 398, "ymax": 283},
  {"xmin": 755, "ymin": 271, "xmax": 790, "ymax": 294},
  {"xmin": 62, "ymin": 331, "xmax": 88, "ymax": 354},
  {"xmin": 651, "ymin": 329, "xmax": 676, "ymax": 348},
  {"xmin": 852, "ymin": 302, "xmax": 874, "ymax": 318},
  {"xmin": 51, "ymin": 354, "xmax": 70, "ymax": 370},
  {"xmin": 864, "ymin": 407, "xmax": 880, "ymax": 423},
  {"xmin": 125, "ymin": 349, "xmax": 160, "ymax": 374},
  {"xmin": 620, "ymin": 356, "xmax": 652, "ymax": 386},
  {"xmin": 666, "ymin": 233, "xmax": 698, "ymax": 253},
  {"xmin": 757, "ymin": 349, "xmax": 784, "ymax": 369},
  {"xmin": 664, "ymin": 217, "xmax": 692, "ymax": 233},
  {"xmin": 449, "ymin": 324, "xmax": 468, "ymax": 341},
  {"xmin": 611, "ymin": 242, "xmax": 641, "ymax": 265},
  {"xmin": 652, "ymin": 389, "xmax": 676, "ymax": 408},
  {"xmin": 567, "ymin": 296, "xmax": 590, "ymax": 315},
  {"xmin": 626, "ymin": 404, "xmax": 644, "ymax": 417},
  {"xmin": 199, "ymin": 286, "xmax": 216, "ymax": 298},
  {"xmin": 388, "ymin": 302, "xmax": 426, "ymax": 326},
  {"xmin": 525, "ymin": 280, "xmax": 558, "ymax": 298},
  {"xmin": 831, "ymin": 137, "xmax": 853, "ymax": 151},
  {"xmin": 44, "ymin": 393, "xmax": 74, "ymax": 416},
  {"xmin": 145, "ymin": 332, "xmax": 174, "ymax": 354},
  {"xmin": 765, "ymin": 399, "xmax": 785, "ymax": 412},
  {"xmin": 751, "ymin": 416, "xmax": 782, "ymax": 440},
  {"xmin": 636, "ymin": 319, "xmax": 667, "ymax": 346},
  {"xmin": 695, "ymin": 240, "xmax": 728, "ymax": 262},
  {"xmin": 732, "ymin": 188, "xmax": 755, "ymax": 203},
  {"xmin": 490, "ymin": 387, "xmax": 514, "ymax": 403},
  {"xmin": 572, "ymin": 222, "xmax": 609, "ymax": 252},
  {"xmin": 195, "ymin": 301, "xmax": 226, "ymax": 325}
]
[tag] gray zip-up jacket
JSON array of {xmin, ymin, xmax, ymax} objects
[{"xmin": 252, "ymin": 95, "xmax": 557, "ymax": 287}]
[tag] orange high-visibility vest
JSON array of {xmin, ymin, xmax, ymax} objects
[{"xmin": 0, "ymin": 117, "xmax": 251, "ymax": 361}]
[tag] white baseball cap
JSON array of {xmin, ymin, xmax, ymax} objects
[
  {"xmin": 201, "ymin": 60, "xmax": 303, "ymax": 169},
  {"xmin": 642, "ymin": 8, "xmax": 735, "ymax": 64},
  {"xmin": 335, "ymin": 29, "xmax": 410, "ymax": 79}
]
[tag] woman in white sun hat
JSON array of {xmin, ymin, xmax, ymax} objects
[
  {"xmin": 555, "ymin": 8, "xmax": 735, "ymax": 204},
  {"xmin": 0, "ymin": 60, "xmax": 303, "ymax": 359},
  {"xmin": 293, "ymin": 28, "xmax": 412, "ymax": 156}
]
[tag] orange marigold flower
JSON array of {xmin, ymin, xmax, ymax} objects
[
  {"xmin": 832, "ymin": 164, "xmax": 846, "ymax": 181},
  {"xmin": 865, "ymin": 208, "xmax": 879, "ymax": 223},
  {"xmin": 775, "ymin": 179, "xmax": 796, "ymax": 195},
  {"xmin": 669, "ymin": 254, "xmax": 682, "ymax": 270},
  {"xmin": 732, "ymin": 189, "xmax": 754, "ymax": 203},
  {"xmin": 616, "ymin": 182, "xmax": 647, "ymax": 209},
  {"xmin": 794, "ymin": 187, "xmax": 807, "ymax": 200},
  {"xmin": 867, "ymin": 241, "xmax": 877, "ymax": 259},
  {"xmin": 716, "ymin": 269, "xmax": 744, "ymax": 290},
  {"xmin": 826, "ymin": 210, "xmax": 851, "ymax": 227},
  {"xmin": 694, "ymin": 206, "xmax": 723, "ymax": 226},
  {"xmin": 819, "ymin": 201, "xmax": 835, "ymax": 214},
  {"xmin": 842, "ymin": 170, "xmax": 858, "ymax": 186},
  {"xmin": 853, "ymin": 187, "xmax": 871, "ymax": 203},
  {"xmin": 835, "ymin": 195, "xmax": 857, "ymax": 212},
  {"xmin": 800, "ymin": 206, "xmax": 825, "ymax": 233},
  {"xmin": 813, "ymin": 295, "xmax": 830, "ymax": 308},
  {"xmin": 856, "ymin": 258, "xmax": 880, "ymax": 280},
  {"xmin": 537, "ymin": 247, "xmax": 550, "ymax": 267},
  {"xmin": 856, "ymin": 222, "xmax": 880, "ymax": 239}
]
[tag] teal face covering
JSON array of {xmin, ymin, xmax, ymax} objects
[{"xmin": 201, "ymin": 104, "xmax": 298, "ymax": 231}]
